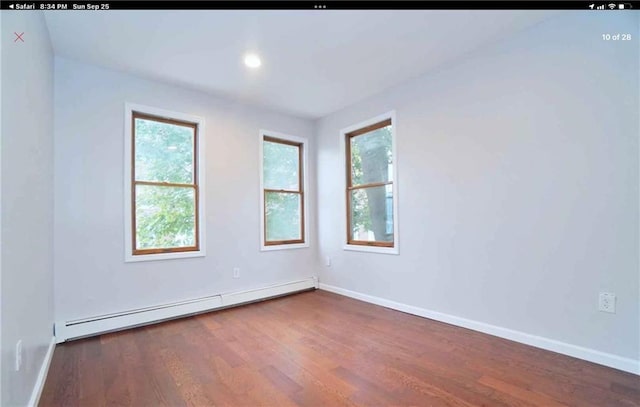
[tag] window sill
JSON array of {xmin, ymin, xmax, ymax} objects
[
  {"xmin": 261, "ymin": 243, "xmax": 309, "ymax": 252},
  {"xmin": 125, "ymin": 250, "xmax": 206, "ymax": 263},
  {"xmin": 343, "ymin": 244, "xmax": 399, "ymax": 255}
]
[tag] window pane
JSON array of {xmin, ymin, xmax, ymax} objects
[
  {"xmin": 135, "ymin": 185, "xmax": 196, "ymax": 250},
  {"xmin": 265, "ymin": 192, "xmax": 301, "ymax": 241},
  {"xmin": 135, "ymin": 117, "xmax": 194, "ymax": 184},
  {"xmin": 349, "ymin": 184, "xmax": 393, "ymax": 242},
  {"xmin": 263, "ymin": 140, "xmax": 299, "ymax": 190},
  {"xmin": 350, "ymin": 124, "xmax": 392, "ymax": 186}
]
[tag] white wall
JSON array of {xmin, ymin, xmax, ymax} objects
[
  {"xmin": 316, "ymin": 12, "xmax": 639, "ymax": 361},
  {"xmin": 1, "ymin": 11, "xmax": 55, "ymax": 406},
  {"xmin": 53, "ymin": 58, "xmax": 317, "ymax": 322}
]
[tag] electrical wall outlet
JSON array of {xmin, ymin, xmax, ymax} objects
[
  {"xmin": 598, "ymin": 292, "xmax": 616, "ymax": 313},
  {"xmin": 15, "ymin": 340, "xmax": 22, "ymax": 372},
  {"xmin": 233, "ymin": 267, "xmax": 240, "ymax": 279}
]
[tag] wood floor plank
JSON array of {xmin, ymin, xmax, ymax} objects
[
  {"xmin": 77, "ymin": 337, "xmax": 105, "ymax": 406},
  {"xmin": 478, "ymin": 375, "xmax": 569, "ymax": 407},
  {"xmin": 130, "ymin": 328, "xmax": 189, "ymax": 407},
  {"xmin": 260, "ymin": 365, "xmax": 304, "ymax": 396},
  {"xmin": 40, "ymin": 290, "xmax": 640, "ymax": 407},
  {"xmin": 100, "ymin": 333, "xmax": 133, "ymax": 406}
]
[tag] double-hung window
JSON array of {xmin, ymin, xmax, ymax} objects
[
  {"xmin": 125, "ymin": 104, "xmax": 205, "ymax": 261},
  {"xmin": 260, "ymin": 132, "xmax": 307, "ymax": 250},
  {"xmin": 344, "ymin": 112, "xmax": 398, "ymax": 254}
]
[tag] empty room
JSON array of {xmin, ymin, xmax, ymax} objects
[{"xmin": 2, "ymin": 2, "xmax": 639, "ymax": 406}]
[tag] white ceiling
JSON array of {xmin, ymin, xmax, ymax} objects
[{"xmin": 44, "ymin": 10, "xmax": 555, "ymax": 119}]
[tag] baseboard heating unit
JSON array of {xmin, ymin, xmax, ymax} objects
[{"xmin": 55, "ymin": 276, "xmax": 318, "ymax": 343}]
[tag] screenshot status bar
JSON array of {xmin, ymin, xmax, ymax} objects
[{"xmin": 3, "ymin": 1, "xmax": 638, "ymax": 11}]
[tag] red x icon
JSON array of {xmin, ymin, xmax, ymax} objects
[{"xmin": 14, "ymin": 32, "xmax": 24, "ymax": 42}]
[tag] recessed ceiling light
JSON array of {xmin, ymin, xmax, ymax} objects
[{"xmin": 244, "ymin": 53, "xmax": 261, "ymax": 68}]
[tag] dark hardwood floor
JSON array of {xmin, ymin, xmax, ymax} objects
[{"xmin": 40, "ymin": 290, "xmax": 639, "ymax": 406}]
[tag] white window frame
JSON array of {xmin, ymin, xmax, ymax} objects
[
  {"xmin": 259, "ymin": 130, "xmax": 309, "ymax": 251},
  {"xmin": 124, "ymin": 103, "xmax": 206, "ymax": 262},
  {"xmin": 341, "ymin": 111, "xmax": 399, "ymax": 255}
]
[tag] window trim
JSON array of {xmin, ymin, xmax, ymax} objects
[
  {"xmin": 259, "ymin": 130, "xmax": 309, "ymax": 251},
  {"xmin": 124, "ymin": 103, "xmax": 206, "ymax": 262},
  {"xmin": 341, "ymin": 111, "xmax": 399, "ymax": 255}
]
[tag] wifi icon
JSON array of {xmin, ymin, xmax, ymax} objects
[{"xmin": 608, "ymin": 3, "xmax": 617, "ymax": 8}]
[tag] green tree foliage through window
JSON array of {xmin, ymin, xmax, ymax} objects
[
  {"xmin": 348, "ymin": 122, "xmax": 394, "ymax": 245},
  {"xmin": 133, "ymin": 114, "xmax": 198, "ymax": 253},
  {"xmin": 263, "ymin": 137, "xmax": 304, "ymax": 244},
  {"xmin": 265, "ymin": 192, "xmax": 301, "ymax": 241},
  {"xmin": 135, "ymin": 118, "xmax": 194, "ymax": 183},
  {"xmin": 135, "ymin": 185, "xmax": 195, "ymax": 249}
]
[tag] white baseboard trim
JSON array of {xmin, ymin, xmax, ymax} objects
[
  {"xmin": 319, "ymin": 283, "xmax": 640, "ymax": 375},
  {"xmin": 56, "ymin": 277, "xmax": 318, "ymax": 342},
  {"xmin": 28, "ymin": 336, "xmax": 56, "ymax": 407}
]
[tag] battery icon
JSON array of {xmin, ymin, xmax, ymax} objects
[
  {"xmin": 619, "ymin": 3, "xmax": 625, "ymax": 8},
  {"xmin": 619, "ymin": 3, "xmax": 632, "ymax": 8}
]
